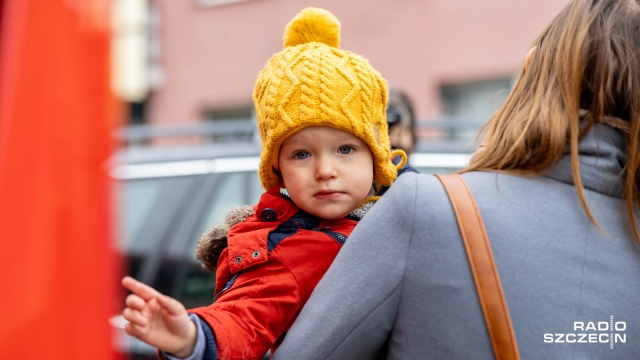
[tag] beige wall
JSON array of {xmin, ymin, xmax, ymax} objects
[{"xmin": 147, "ymin": 0, "xmax": 570, "ymax": 127}]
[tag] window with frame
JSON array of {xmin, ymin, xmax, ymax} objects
[{"xmin": 440, "ymin": 76, "xmax": 516, "ymax": 141}]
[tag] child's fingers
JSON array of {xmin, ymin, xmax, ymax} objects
[
  {"xmin": 156, "ymin": 294, "xmax": 187, "ymax": 316},
  {"xmin": 123, "ymin": 307, "xmax": 148, "ymax": 327},
  {"xmin": 125, "ymin": 294, "xmax": 146, "ymax": 311},
  {"xmin": 122, "ymin": 276, "xmax": 163, "ymax": 301},
  {"xmin": 123, "ymin": 321, "xmax": 147, "ymax": 339}
]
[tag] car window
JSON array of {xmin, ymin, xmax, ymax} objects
[
  {"xmin": 114, "ymin": 176, "xmax": 196, "ymax": 255},
  {"xmin": 247, "ymin": 171, "xmax": 264, "ymax": 203},
  {"xmin": 200, "ymin": 172, "xmax": 245, "ymax": 228}
]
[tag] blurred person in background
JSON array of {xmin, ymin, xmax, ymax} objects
[
  {"xmin": 272, "ymin": 0, "xmax": 640, "ymax": 358},
  {"xmin": 379, "ymin": 90, "xmax": 419, "ymax": 196},
  {"xmin": 386, "ymin": 89, "xmax": 417, "ymax": 155}
]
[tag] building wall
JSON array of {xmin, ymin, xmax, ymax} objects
[{"xmin": 146, "ymin": 0, "xmax": 570, "ymax": 130}]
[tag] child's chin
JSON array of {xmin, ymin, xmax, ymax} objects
[{"xmin": 309, "ymin": 209, "xmax": 349, "ymax": 221}]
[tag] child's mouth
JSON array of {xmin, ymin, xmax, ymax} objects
[{"xmin": 314, "ymin": 190, "xmax": 343, "ymax": 199}]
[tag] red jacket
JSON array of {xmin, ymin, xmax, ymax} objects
[{"xmin": 190, "ymin": 186, "xmax": 359, "ymax": 359}]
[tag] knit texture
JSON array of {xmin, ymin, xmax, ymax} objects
[{"xmin": 254, "ymin": 7, "xmax": 396, "ymax": 190}]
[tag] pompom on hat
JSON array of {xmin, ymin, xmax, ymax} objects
[{"xmin": 254, "ymin": 7, "xmax": 401, "ymax": 190}]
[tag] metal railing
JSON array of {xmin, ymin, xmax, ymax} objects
[
  {"xmin": 113, "ymin": 119, "xmax": 258, "ymax": 146},
  {"xmin": 114, "ymin": 116, "xmax": 485, "ymax": 151}
]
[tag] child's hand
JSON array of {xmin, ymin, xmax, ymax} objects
[{"xmin": 121, "ymin": 276, "xmax": 197, "ymax": 358}]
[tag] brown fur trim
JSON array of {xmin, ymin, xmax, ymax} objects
[{"xmin": 195, "ymin": 205, "xmax": 255, "ymax": 271}]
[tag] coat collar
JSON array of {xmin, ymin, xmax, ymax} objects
[{"xmin": 544, "ymin": 124, "xmax": 626, "ymax": 198}]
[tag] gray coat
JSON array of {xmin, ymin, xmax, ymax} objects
[{"xmin": 273, "ymin": 124, "xmax": 640, "ymax": 360}]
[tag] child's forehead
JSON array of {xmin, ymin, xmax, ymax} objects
[{"xmin": 284, "ymin": 126, "xmax": 361, "ymax": 142}]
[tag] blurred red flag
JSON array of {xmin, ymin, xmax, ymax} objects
[{"xmin": 0, "ymin": 0, "xmax": 121, "ymax": 358}]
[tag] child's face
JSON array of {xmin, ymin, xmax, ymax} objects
[{"xmin": 278, "ymin": 126, "xmax": 374, "ymax": 220}]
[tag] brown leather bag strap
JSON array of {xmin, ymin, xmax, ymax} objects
[{"xmin": 435, "ymin": 173, "xmax": 520, "ymax": 360}]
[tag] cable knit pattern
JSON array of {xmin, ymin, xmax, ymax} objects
[
  {"xmin": 318, "ymin": 50, "xmax": 339, "ymax": 123},
  {"xmin": 352, "ymin": 57, "xmax": 374, "ymax": 127},
  {"xmin": 253, "ymin": 7, "xmax": 397, "ymax": 190},
  {"xmin": 299, "ymin": 46, "xmax": 319, "ymax": 123}
]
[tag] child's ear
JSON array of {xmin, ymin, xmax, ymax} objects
[{"xmin": 272, "ymin": 168, "xmax": 285, "ymax": 188}]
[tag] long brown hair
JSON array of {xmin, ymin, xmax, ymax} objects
[{"xmin": 465, "ymin": 0, "xmax": 640, "ymax": 242}]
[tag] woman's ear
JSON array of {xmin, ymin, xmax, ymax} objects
[{"xmin": 525, "ymin": 46, "xmax": 537, "ymax": 70}]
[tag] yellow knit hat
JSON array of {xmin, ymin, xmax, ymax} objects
[{"xmin": 254, "ymin": 7, "xmax": 399, "ymax": 190}]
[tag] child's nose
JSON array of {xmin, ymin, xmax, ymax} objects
[{"xmin": 315, "ymin": 156, "xmax": 337, "ymax": 180}]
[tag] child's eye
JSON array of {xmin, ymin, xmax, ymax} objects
[
  {"xmin": 294, "ymin": 151, "xmax": 310, "ymax": 160},
  {"xmin": 338, "ymin": 146, "xmax": 354, "ymax": 154}
]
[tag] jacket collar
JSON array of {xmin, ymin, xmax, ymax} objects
[
  {"xmin": 254, "ymin": 186, "xmax": 300, "ymax": 223},
  {"xmin": 544, "ymin": 124, "xmax": 626, "ymax": 198},
  {"xmin": 261, "ymin": 185, "xmax": 372, "ymax": 221}
]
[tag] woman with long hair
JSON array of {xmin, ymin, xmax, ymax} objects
[{"xmin": 273, "ymin": 0, "xmax": 640, "ymax": 358}]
